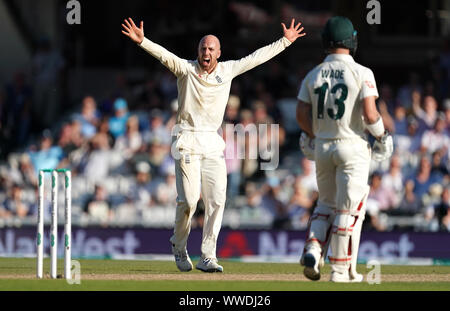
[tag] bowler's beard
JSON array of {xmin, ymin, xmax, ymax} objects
[{"xmin": 198, "ymin": 57, "xmax": 217, "ymax": 73}]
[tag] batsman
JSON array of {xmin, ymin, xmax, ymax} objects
[
  {"xmin": 122, "ymin": 17, "xmax": 306, "ymax": 272},
  {"xmin": 296, "ymin": 16, "xmax": 393, "ymax": 282}
]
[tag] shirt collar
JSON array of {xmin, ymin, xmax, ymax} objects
[{"xmin": 324, "ymin": 53, "xmax": 355, "ymax": 63}]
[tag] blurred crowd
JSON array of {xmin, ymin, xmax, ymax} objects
[
  {"xmin": 367, "ymin": 77, "xmax": 450, "ymax": 232},
  {"xmin": 0, "ymin": 57, "xmax": 449, "ymax": 232}
]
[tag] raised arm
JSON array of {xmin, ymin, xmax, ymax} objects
[
  {"xmin": 121, "ymin": 17, "xmax": 188, "ymax": 77},
  {"xmin": 231, "ymin": 19, "xmax": 306, "ymax": 77}
]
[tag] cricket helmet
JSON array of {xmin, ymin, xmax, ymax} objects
[{"xmin": 322, "ymin": 16, "xmax": 358, "ymax": 55}]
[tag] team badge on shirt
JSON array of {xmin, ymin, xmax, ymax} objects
[
  {"xmin": 184, "ymin": 154, "xmax": 191, "ymax": 164},
  {"xmin": 364, "ymin": 80, "xmax": 375, "ymax": 88},
  {"xmin": 215, "ymin": 75, "xmax": 222, "ymax": 83}
]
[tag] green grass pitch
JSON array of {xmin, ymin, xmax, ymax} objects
[{"xmin": 0, "ymin": 258, "xmax": 448, "ymax": 291}]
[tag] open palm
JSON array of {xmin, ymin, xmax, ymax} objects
[
  {"xmin": 121, "ymin": 17, "xmax": 144, "ymax": 44},
  {"xmin": 282, "ymin": 18, "xmax": 306, "ymax": 43}
]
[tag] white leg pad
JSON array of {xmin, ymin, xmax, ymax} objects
[
  {"xmin": 349, "ymin": 186, "xmax": 369, "ymax": 279},
  {"xmin": 300, "ymin": 202, "xmax": 334, "ymax": 265},
  {"xmin": 329, "ymin": 185, "xmax": 370, "ymax": 275}
]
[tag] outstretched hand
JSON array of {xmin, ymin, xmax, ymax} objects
[
  {"xmin": 282, "ymin": 18, "xmax": 306, "ymax": 43},
  {"xmin": 121, "ymin": 17, "xmax": 144, "ymax": 44}
]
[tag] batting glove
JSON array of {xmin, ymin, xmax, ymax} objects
[
  {"xmin": 372, "ymin": 131, "xmax": 393, "ymax": 162},
  {"xmin": 299, "ymin": 132, "xmax": 315, "ymax": 161}
]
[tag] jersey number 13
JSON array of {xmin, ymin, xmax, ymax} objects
[{"xmin": 314, "ymin": 82, "xmax": 348, "ymax": 120}]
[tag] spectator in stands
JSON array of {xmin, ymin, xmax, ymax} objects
[
  {"xmin": 13, "ymin": 154, "xmax": 38, "ymax": 188},
  {"xmin": 243, "ymin": 182, "xmax": 262, "ymax": 208},
  {"xmin": 73, "ymin": 96, "xmax": 100, "ymax": 139},
  {"xmin": 434, "ymin": 187, "xmax": 450, "ymax": 231},
  {"xmin": 420, "ymin": 112, "xmax": 450, "ymax": 157},
  {"xmin": 114, "ymin": 115, "xmax": 143, "ymax": 160},
  {"xmin": 0, "ymin": 166, "xmax": 12, "ymax": 191},
  {"xmin": 224, "ymin": 95, "xmax": 241, "ymax": 125},
  {"xmin": 253, "ymin": 101, "xmax": 273, "ymax": 126},
  {"xmin": 240, "ymin": 182, "xmax": 272, "ymax": 224},
  {"xmin": 127, "ymin": 161, "xmax": 154, "ymax": 209},
  {"xmin": 409, "ymin": 89, "xmax": 422, "ymax": 115},
  {"xmin": 377, "ymin": 98, "xmax": 395, "ymax": 133},
  {"xmin": 165, "ymin": 98, "xmax": 178, "ymax": 130},
  {"xmin": 397, "ymin": 179, "xmax": 422, "ymax": 215},
  {"xmin": 413, "ymin": 95, "xmax": 438, "ymax": 134},
  {"xmin": 407, "ymin": 155, "xmax": 443, "ymax": 202},
  {"xmin": 28, "ymin": 130, "xmax": 64, "ymax": 174},
  {"xmin": 261, "ymin": 177, "xmax": 289, "ymax": 229},
  {"xmin": 0, "ymin": 174, "xmax": 9, "ymax": 218},
  {"xmin": 147, "ymin": 139, "xmax": 170, "ymax": 175},
  {"xmin": 3, "ymin": 184, "xmax": 30, "ymax": 218},
  {"xmin": 108, "ymin": 98, "xmax": 129, "ymax": 139},
  {"xmin": 394, "ymin": 116, "xmax": 422, "ymax": 174},
  {"xmin": 76, "ymin": 133, "xmax": 112, "ymax": 184},
  {"xmin": 444, "ymin": 99, "xmax": 450, "ymax": 135},
  {"xmin": 381, "ymin": 154, "xmax": 404, "ymax": 208},
  {"xmin": 422, "ymin": 184, "xmax": 446, "ymax": 231},
  {"xmin": 154, "ymin": 165, "xmax": 177, "ymax": 207},
  {"xmin": 165, "ymin": 99, "xmax": 179, "ymax": 132},
  {"xmin": 430, "ymin": 151, "xmax": 449, "ymax": 182},
  {"xmin": 129, "ymin": 143, "xmax": 149, "ymax": 172},
  {"xmin": 287, "ymin": 181, "xmax": 314, "ymax": 230},
  {"xmin": 368, "ymin": 171, "xmax": 397, "ymax": 212},
  {"xmin": 296, "ymin": 158, "xmax": 318, "ymax": 195},
  {"xmin": 155, "ymin": 148, "xmax": 174, "ymax": 177},
  {"xmin": 143, "ymin": 109, "xmax": 171, "ymax": 146},
  {"xmin": 260, "ymin": 91, "xmax": 283, "ymax": 124},
  {"xmin": 57, "ymin": 119, "xmax": 85, "ymax": 160},
  {"xmin": 83, "ymin": 183, "xmax": 113, "ymax": 224},
  {"xmin": 393, "ymin": 105, "xmax": 408, "ymax": 136},
  {"xmin": 97, "ymin": 116, "xmax": 114, "ymax": 148},
  {"xmin": 276, "ymin": 174, "xmax": 295, "ymax": 204}
]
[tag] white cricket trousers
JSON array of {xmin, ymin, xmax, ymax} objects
[
  {"xmin": 315, "ymin": 137, "xmax": 370, "ymax": 209},
  {"xmin": 170, "ymin": 151, "xmax": 227, "ymax": 260},
  {"xmin": 309, "ymin": 137, "xmax": 370, "ymax": 273}
]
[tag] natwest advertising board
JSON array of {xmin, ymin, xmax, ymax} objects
[{"xmin": 0, "ymin": 227, "xmax": 449, "ymax": 261}]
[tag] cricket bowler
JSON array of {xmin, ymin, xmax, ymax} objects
[
  {"xmin": 296, "ymin": 16, "xmax": 393, "ymax": 282},
  {"xmin": 122, "ymin": 17, "xmax": 306, "ymax": 272}
]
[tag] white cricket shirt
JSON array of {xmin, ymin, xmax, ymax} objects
[
  {"xmin": 139, "ymin": 37, "xmax": 292, "ymax": 153},
  {"xmin": 297, "ymin": 54, "xmax": 379, "ymax": 140}
]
